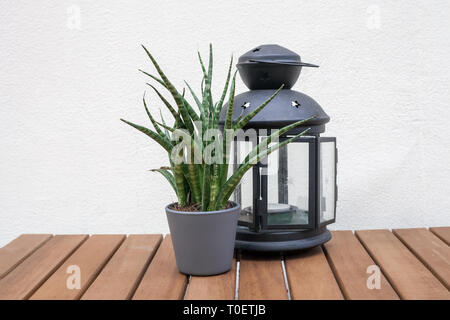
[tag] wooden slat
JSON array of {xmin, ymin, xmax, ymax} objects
[
  {"xmin": 184, "ymin": 258, "xmax": 236, "ymax": 300},
  {"xmin": 356, "ymin": 229, "xmax": 450, "ymax": 300},
  {"xmin": 0, "ymin": 234, "xmax": 52, "ymax": 279},
  {"xmin": 0, "ymin": 235, "xmax": 87, "ymax": 300},
  {"xmin": 393, "ymin": 228, "xmax": 450, "ymax": 289},
  {"xmin": 30, "ymin": 235, "xmax": 125, "ymax": 300},
  {"xmin": 284, "ymin": 246, "xmax": 343, "ymax": 300},
  {"xmin": 81, "ymin": 234, "xmax": 162, "ymax": 300},
  {"xmin": 324, "ymin": 231, "xmax": 399, "ymax": 300},
  {"xmin": 430, "ymin": 227, "xmax": 450, "ymax": 245},
  {"xmin": 132, "ymin": 235, "xmax": 187, "ymax": 300},
  {"xmin": 238, "ymin": 252, "xmax": 287, "ymax": 300}
]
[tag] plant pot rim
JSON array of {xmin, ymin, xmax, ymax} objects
[{"xmin": 165, "ymin": 201, "xmax": 240, "ymax": 216}]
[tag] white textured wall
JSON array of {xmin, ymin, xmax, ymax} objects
[{"xmin": 1, "ymin": 0, "xmax": 449, "ymax": 246}]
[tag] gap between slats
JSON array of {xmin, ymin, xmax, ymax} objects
[
  {"xmin": 392, "ymin": 228, "xmax": 450, "ymax": 290},
  {"xmin": 0, "ymin": 235, "xmax": 90, "ymax": 300},
  {"xmin": 355, "ymin": 229, "xmax": 449, "ymax": 300},
  {"xmin": 123, "ymin": 235, "xmax": 165, "ymax": 300},
  {"xmin": 73, "ymin": 235, "xmax": 127, "ymax": 299},
  {"xmin": 284, "ymin": 246, "xmax": 344, "ymax": 300},
  {"xmin": 235, "ymin": 259, "xmax": 240, "ymax": 300},
  {"xmin": 132, "ymin": 235, "xmax": 188, "ymax": 300},
  {"xmin": 6, "ymin": 234, "xmax": 162, "ymax": 300},
  {"xmin": 81, "ymin": 234, "xmax": 164, "ymax": 300},
  {"xmin": 238, "ymin": 251, "xmax": 288, "ymax": 300},
  {"xmin": 182, "ymin": 276, "xmax": 192, "ymax": 300},
  {"xmin": 322, "ymin": 231, "xmax": 399, "ymax": 300},
  {"xmin": 183, "ymin": 250, "xmax": 239, "ymax": 300},
  {"xmin": 280, "ymin": 258, "xmax": 292, "ymax": 300},
  {"xmin": 430, "ymin": 227, "xmax": 450, "ymax": 245},
  {"xmin": 28, "ymin": 235, "xmax": 126, "ymax": 300},
  {"xmin": 27, "ymin": 236, "xmax": 89, "ymax": 299},
  {"xmin": 320, "ymin": 245, "xmax": 347, "ymax": 300},
  {"xmin": 351, "ymin": 230, "xmax": 404, "ymax": 299},
  {"xmin": 0, "ymin": 234, "xmax": 53, "ymax": 280}
]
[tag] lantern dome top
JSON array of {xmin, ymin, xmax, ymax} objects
[{"xmin": 237, "ymin": 44, "xmax": 319, "ymax": 90}]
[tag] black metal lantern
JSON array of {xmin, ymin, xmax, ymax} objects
[{"xmin": 220, "ymin": 44, "xmax": 337, "ymax": 251}]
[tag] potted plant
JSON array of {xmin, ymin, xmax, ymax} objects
[{"xmin": 121, "ymin": 44, "xmax": 312, "ymax": 275}]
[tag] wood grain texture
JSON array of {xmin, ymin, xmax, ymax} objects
[
  {"xmin": 356, "ymin": 229, "xmax": 450, "ymax": 300},
  {"xmin": 184, "ymin": 258, "xmax": 236, "ymax": 300},
  {"xmin": 324, "ymin": 231, "xmax": 399, "ymax": 300},
  {"xmin": 132, "ymin": 235, "xmax": 187, "ymax": 300},
  {"xmin": 393, "ymin": 228, "xmax": 450, "ymax": 289},
  {"xmin": 430, "ymin": 227, "xmax": 450, "ymax": 246},
  {"xmin": 285, "ymin": 246, "xmax": 343, "ymax": 300},
  {"xmin": 0, "ymin": 235, "xmax": 87, "ymax": 300},
  {"xmin": 0, "ymin": 234, "xmax": 52, "ymax": 279},
  {"xmin": 30, "ymin": 235, "xmax": 125, "ymax": 300},
  {"xmin": 238, "ymin": 252, "xmax": 287, "ymax": 300},
  {"xmin": 82, "ymin": 234, "xmax": 162, "ymax": 300}
]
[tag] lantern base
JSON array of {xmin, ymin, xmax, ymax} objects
[{"xmin": 235, "ymin": 226, "xmax": 331, "ymax": 252}]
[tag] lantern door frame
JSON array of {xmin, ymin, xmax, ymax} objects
[{"xmin": 318, "ymin": 136, "xmax": 337, "ymax": 227}]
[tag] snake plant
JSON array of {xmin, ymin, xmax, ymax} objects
[{"xmin": 121, "ymin": 44, "xmax": 313, "ymax": 211}]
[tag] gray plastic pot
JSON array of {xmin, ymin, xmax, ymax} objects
[{"xmin": 165, "ymin": 202, "xmax": 240, "ymax": 276}]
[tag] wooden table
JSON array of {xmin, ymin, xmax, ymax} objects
[{"xmin": 0, "ymin": 228, "xmax": 449, "ymax": 300}]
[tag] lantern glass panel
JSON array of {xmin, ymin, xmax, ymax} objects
[
  {"xmin": 320, "ymin": 139, "xmax": 336, "ymax": 224},
  {"xmin": 233, "ymin": 140, "xmax": 255, "ymax": 225},
  {"xmin": 265, "ymin": 139, "xmax": 310, "ymax": 226}
]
